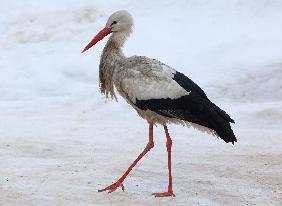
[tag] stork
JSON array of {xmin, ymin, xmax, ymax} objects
[{"xmin": 82, "ymin": 10, "xmax": 237, "ymax": 197}]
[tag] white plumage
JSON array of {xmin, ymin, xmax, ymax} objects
[{"xmin": 120, "ymin": 62, "xmax": 190, "ymax": 103}]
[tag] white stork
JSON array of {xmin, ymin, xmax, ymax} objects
[{"xmin": 82, "ymin": 10, "xmax": 236, "ymax": 197}]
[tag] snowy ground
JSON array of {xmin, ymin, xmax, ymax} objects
[{"xmin": 1, "ymin": 0, "xmax": 282, "ymax": 205}]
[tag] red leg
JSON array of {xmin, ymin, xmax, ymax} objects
[
  {"xmin": 152, "ymin": 125, "xmax": 175, "ymax": 197},
  {"xmin": 98, "ymin": 123, "xmax": 154, "ymax": 193}
]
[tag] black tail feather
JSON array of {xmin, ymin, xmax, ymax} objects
[
  {"xmin": 211, "ymin": 114, "xmax": 237, "ymax": 144},
  {"xmin": 135, "ymin": 95, "xmax": 237, "ymax": 144},
  {"xmin": 210, "ymin": 101, "xmax": 235, "ymax": 123}
]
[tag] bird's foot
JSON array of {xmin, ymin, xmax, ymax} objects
[
  {"xmin": 98, "ymin": 181, "xmax": 125, "ymax": 193},
  {"xmin": 152, "ymin": 190, "xmax": 175, "ymax": 197}
]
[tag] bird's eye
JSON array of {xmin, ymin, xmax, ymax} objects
[{"xmin": 111, "ymin": 21, "xmax": 117, "ymax": 26}]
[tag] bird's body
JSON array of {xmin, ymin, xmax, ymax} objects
[
  {"xmin": 82, "ymin": 10, "xmax": 237, "ymax": 197},
  {"xmin": 100, "ymin": 40, "xmax": 236, "ymax": 143}
]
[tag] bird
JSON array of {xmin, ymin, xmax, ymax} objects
[{"xmin": 82, "ymin": 10, "xmax": 237, "ymax": 197}]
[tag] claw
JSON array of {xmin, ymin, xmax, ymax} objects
[
  {"xmin": 120, "ymin": 183, "xmax": 125, "ymax": 191},
  {"xmin": 98, "ymin": 182, "xmax": 125, "ymax": 193}
]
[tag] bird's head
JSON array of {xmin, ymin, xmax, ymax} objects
[
  {"xmin": 82, "ymin": 10, "xmax": 133, "ymax": 53},
  {"xmin": 106, "ymin": 10, "xmax": 133, "ymax": 33}
]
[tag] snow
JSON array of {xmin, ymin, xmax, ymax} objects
[{"xmin": 0, "ymin": 0, "xmax": 282, "ymax": 205}]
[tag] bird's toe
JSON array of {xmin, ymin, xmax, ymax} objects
[
  {"xmin": 98, "ymin": 182, "xmax": 125, "ymax": 193},
  {"xmin": 152, "ymin": 191, "xmax": 175, "ymax": 197}
]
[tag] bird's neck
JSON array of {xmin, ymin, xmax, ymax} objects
[
  {"xmin": 108, "ymin": 32, "xmax": 128, "ymax": 48},
  {"xmin": 103, "ymin": 39, "xmax": 125, "ymax": 59},
  {"xmin": 99, "ymin": 34, "xmax": 127, "ymax": 100}
]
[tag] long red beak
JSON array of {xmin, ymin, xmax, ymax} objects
[{"xmin": 81, "ymin": 27, "xmax": 112, "ymax": 53}]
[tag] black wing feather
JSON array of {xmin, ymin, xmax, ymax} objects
[
  {"xmin": 135, "ymin": 71, "xmax": 237, "ymax": 144},
  {"xmin": 173, "ymin": 71, "xmax": 235, "ymax": 123}
]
